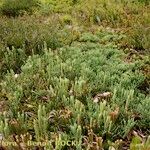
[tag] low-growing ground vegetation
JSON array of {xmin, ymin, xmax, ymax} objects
[{"xmin": 0, "ymin": 0, "xmax": 149, "ymax": 149}]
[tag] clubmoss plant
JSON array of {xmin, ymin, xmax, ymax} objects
[{"xmin": 34, "ymin": 105, "xmax": 48, "ymax": 141}]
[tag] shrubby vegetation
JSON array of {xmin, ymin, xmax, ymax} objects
[
  {"xmin": 0, "ymin": 0, "xmax": 149, "ymax": 149},
  {"xmin": 0, "ymin": 0, "xmax": 39, "ymax": 17}
]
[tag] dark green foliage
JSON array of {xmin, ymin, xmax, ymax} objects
[
  {"xmin": 0, "ymin": 16, "xmax": 79, "ymax": 77},
  {"xmin": 0, "ymin": 0, "xmax": 39, "ymax": 17},
  {"xmin": 137, "ymin": 0, "xmax": 150, "ymax": 4},
  {"xmin": 0, "ymin": 16, "xmax": 61, "ymax": 52},
  {"xmin": 127, "ymin": 23, "xmax": 150, "ymax": 52}
]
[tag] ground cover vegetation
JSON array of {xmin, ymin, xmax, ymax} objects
[{"xmin": 0, "ymin": 0, "xmax": 149, "ymax": 149}]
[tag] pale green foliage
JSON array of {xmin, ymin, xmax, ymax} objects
[
  {"xmin": 0, "ymin": 113, "xmax": 10, "ymax": 138},
  {"xmin": 34, "ymin": 105, "xmax": 48, "ymax": 141},
  {"xmin": 0, "ymin": 0, "xmax": 149, "ymax": 147},
  {"xmin": 137, "ymin": 96, "xmax": 150, "ymax": 126},
  {"xmin": 1, "ymin": 32, "xmax": 147, "ymax": 148},
  {"xmin": 70, "ymin": 124, "xmax": 82, "ymax": 149}
]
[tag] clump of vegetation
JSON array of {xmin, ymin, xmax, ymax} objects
[
  {"xmin": 0, "ymin": 16, "xmax": 62, "ymax": 51},
  {"xmin": 0, "ymin": 15, "xmax": 81, "ymax": 78},
  {"xmin": 0, "ymin": 0, "xmax": 39, "ymax": 17},
  {"xmin": 126, "ymin": 21, "xmax": 150, "ymax": 52}
]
